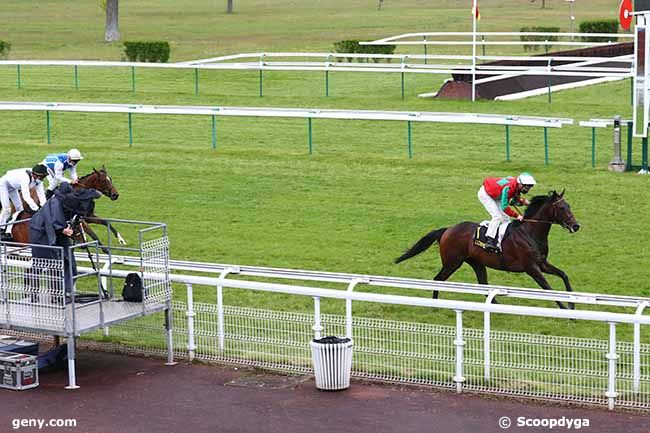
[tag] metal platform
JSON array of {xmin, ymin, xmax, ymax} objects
[{"xmin": 0, "ymin": 218, "xmax": 174, "ymax": 389}]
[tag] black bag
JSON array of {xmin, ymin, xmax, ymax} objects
[{"xmin": 122, "ymin": 273, "xmax": 144, "ymax": 302}]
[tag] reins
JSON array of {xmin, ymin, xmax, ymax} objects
[{"xmin": 515, "ymin": 197, "xmax": 570, "ymax": 227}]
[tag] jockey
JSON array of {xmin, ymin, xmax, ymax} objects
[
  {"xmin": 0, "ymin": 164, "xmax": 48, "ymax": 241},
  {"xmin": 477, "ymin": 172, "xmax": 536, "ymax": 252},
  {"xmin": 42, "ymin": 148, "xmax": 83, "ymax": 199}
]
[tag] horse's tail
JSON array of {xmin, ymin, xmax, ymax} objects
[{"xmin": 394, "ymin": 228, "xmax": 448, "ymax": 264}]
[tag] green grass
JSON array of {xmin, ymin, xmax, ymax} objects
[{"xmin": 1, "ymin": 0, "xmax": 648, "ymax": 343}]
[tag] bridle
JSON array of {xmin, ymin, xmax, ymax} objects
[
  {"xmin": 518, "ymin": 197, "xmax": 575, "ymax": 230},
  {"xmin": 76, "ymin": 172, "xmax": 114, "ymax": 199}
]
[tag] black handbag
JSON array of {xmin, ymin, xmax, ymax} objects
[{"xmin": 122, "ymin": 273, "xmax": 144, "ymax": 302}]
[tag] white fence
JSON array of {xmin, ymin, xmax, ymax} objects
[{"xmin": 65, "ymin": 256, "xmax": 650, "ymax": 411}]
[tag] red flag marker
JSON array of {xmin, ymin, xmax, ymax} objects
[{"xmin": 620, "ymin": 0, "xmax": 633, "ymax": 30}]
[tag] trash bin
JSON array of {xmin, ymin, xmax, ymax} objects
[{"xmin": 310, "ymin": 336, "xmax": 353, "ymax": 390}]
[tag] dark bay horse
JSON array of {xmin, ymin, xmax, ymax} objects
[
  {"xmin": 395, "ymin": 191, "xmax": 580, "ymax": 309},
  {"xmin": 10, "ymin": 167, "xmax": 125, "ymax": 247}
]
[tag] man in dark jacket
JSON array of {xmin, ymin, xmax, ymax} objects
[{"xmin": 29, "ymin": 183, "xmax": 101, "ymax": 294}]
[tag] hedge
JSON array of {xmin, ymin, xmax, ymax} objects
[
  {"xmin": 0, "ymin": 41, "xmax": 11, "ymax": 59},
  {"xmin": 123, "ymin": 41, "xmax": 170, "ymax": 63},
  {"xmin": 579, "ymin": 20, "xmax": 619, "ymax": 43},
  {"xmin": 519, "ymin": 27, "xmax": 560, "ymax": 52},
  {"xmin": 332, "ymin": 40, "xmax": 396, "ymax": 62}
]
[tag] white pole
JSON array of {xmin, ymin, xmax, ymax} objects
[
  {"xmin": 605, "ymin": 322, "xmax": 619, "ymax": 410},
  {"xmin": 186, "ymin": 283, "xmax": 196, "ymax": 361},
  {"xmin": 633, "ymin": 302, "xmax": 647, "ymax": 394},
  {"xmin": 454, "ymin": 310, "xmax": 466, "ymax": 393},
  {"xmin": 313, "ymin": 297, "xmax": 323, "ymax": 340},
  {"xmin": 472, "ymin": 0, "xmax": 478, "ymax": 102}
]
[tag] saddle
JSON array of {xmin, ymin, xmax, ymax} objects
[{"xmin": 473, "ymin": 222, "xmax": 512, "ymax": 251}]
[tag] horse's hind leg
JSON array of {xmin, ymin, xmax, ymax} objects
[
  {"xmin": 466, "ymin": 259, "xmax": 499, "ymax": 304},
  {"xmin": 432, "ymin": 260, "xmax": 463, "ymax": 299}
]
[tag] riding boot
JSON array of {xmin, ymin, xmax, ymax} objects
[
  {"xmin": 0, "ymin": 232, "xmax": 13, "ymax": 242},
  {"xmin": 485, "ymin": 236, "xmax": 499, "ymax": 252}
]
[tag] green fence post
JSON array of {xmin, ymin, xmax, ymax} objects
[
  {"xmin": 131, "ymin": 66, "xmax": 136, "ymax": 93},
  {"xmin": 128, "ymin": 112, "xmax": 133, "ymax": 147},
  {"xmin": 505, "ymin": 125, "xmax": 510, "ymax": 162},
  {"xmin": 308, "ymin": 118, "xmax": 313, "ymax": 154},
  {"xmin": 643, "ymin": 136, "xmax": 649, "ymax": 172},
  {"xmin": 627, "ymin": 121, "xmax": 633, "ymax": 170},
  {"xmin": 544, "ymin": 127, "xmax": 549, "ymax": 165},
  {"xmin": 211, "ymin": 115, "xmax": 217, "ymax": 149},
  {"xmin": 407, "ymin": 121, "xmax": 413, "ymax": 159},
  {"xmin": 423, "ymin": 36, "xmax": 427, "ymax": 64},
  {"xmin": 325, "ymin": 70, "xmax": 329, "ymax": 97},
  {"xmin": 46, "ymin": 110, "xmax": 51, "ymax": 144},
  {"xmin": 591, "ymin": 127, "xmax": 596, "ymax": 168},
  {"xmin": 259, "ymin": 69, "xmax": 263, "ymax": 97},
  {"xmin": 74, "ymin": 65, "xmax": 79, "ymax": 90},
  {"xmin": 16, "ymin": 64, "xmax": 21, "ymax": 89},
  {"xmin": 481, "ymin": 36, "xmax": 486, "ymax": 57},
  {"xmin": 631, "ymin": 77, "xmax": 634, "ymax": 107},
  {"xmin": 194, "ymin": 68, "xmax": 199, "ymax": 95}
]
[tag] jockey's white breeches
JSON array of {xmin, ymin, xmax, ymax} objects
[
  {"xmin": 0, "ymin": 181, "xmax": 24, "ymax": 229},
  {"xmin": 478, "ymin": 186, "xmax": 509, "ymax": 239}
]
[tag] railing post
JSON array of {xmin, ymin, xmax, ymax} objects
[
  {"xmin": 74, "ymin": 65, "xmax": 79, "ymax": 90},
  {"xmin": 325, "ymin": 54, "xmax": 332, "ymax": 97},
  {"xmin": 186, "ymin": 283, "xmax": 196, "ymax": 361},
  {"xmin": 544, "ymin": 127, "xmax": 549, "ymax": 165},
  {"xmin": 194, "ymin": 68, "xmax": 199, "ymax": 95},
  {"xmin": 627, "ymin": 121, "xmax": 633, "ymax": 171},
  {"xmin": 128, "ymin": 112, "xmax": 133, "ymax": 147},
  {"xmin": 606, "ymin": 322, "xmax": 619, "ymax": 410},
  {"xmin": 46, "ymin": 110, "xmax": 51, "ymax": 144},
  {"xmin": 483, "ymin": 290, "xmax": 500, "ymax": 381},
  {"xmin": 547, "ymin": 58, "xmax": 552, "ymax": 103},
  {"xmin": 16, "ymin": 64, "xmax": 21, "ymax": 89},
  {"xmin": 131, "ymin": 66, "xmax": 136, "ymax": 93},
  {"xmin": 258, "ymin": 53, "xmax": 265, "ymax": 97},
  {"xmin": 345, "ymin": 278, "xmax": 367, "ymax": 339},
  {"xmin": 217, "ymin": 268, "xmax": 237, "ymax": 352},
  {"xmin": 505, "ymin": 125, "xmax": 510, "ymax": 162},
  {"xmin": 308, "ymin": 117, "xmax": 313, "ymax": 154},
  {"xmin": 591, "ymin": 127, "xmax": 596, "ymax": 168},
  {"xmin": 407, "ymin": 120, "xmax": 413, "ymax": 159},
  {"xmin": 211, "ymin": 114, "xmax": 217, "ymax": 149},
  {"xmin": 633, "ymin": 302, "xmax": 648, "ymax": 394},
  {"xmin": 454, "ymin": 310, "xmax": 465, "ymax": 393},
  {"xmin": 313, "ymin": 297, "xmax": 323, "ymax": 340},
  {"xmin": 423, "ymin": 36, "xmax": 427, "ymax": 64},
  {"xmin": 400, "ymin": 56, "xmax": 407, "ymax": 100}
]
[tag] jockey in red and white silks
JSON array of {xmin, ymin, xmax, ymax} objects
[{"xmin": 477, "ymin": 172, "xmax": 536, "ymax": 250}]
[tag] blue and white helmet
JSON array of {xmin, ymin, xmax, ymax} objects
[{"xmin": 517, "ymin": 172, "xmax": 536, "ymax": 186}]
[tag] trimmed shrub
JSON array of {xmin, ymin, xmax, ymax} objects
[
  {"xmin": 0, "ymin": 41, "xmax": 11, "ymax": 59},
  {"xmin": 123, "ymin": 41, "xmax": 170, "ymax": 63},
  {"xmin": 332, "ymin": 40, "xmax": 396, "ymax": 63},
  {"xmin": 579, "ymin": 20, "xmax": 619, "ymax": 42},
  {"xmin": 519, "ymin": 26, "xmax": 560, "ymax": 52}
]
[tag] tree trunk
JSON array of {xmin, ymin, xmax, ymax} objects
[
  {"xmin": 227, "ymin": 0, "xmax": 234, "ymax": 14},
  {"xmin": 105, "ymin": 0, "xmax": 120, "ymax": 42}
]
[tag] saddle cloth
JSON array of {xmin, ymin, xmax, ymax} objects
[{"xmin": 473, "ymin": 221, "xmax": 511, "ymax": 250}]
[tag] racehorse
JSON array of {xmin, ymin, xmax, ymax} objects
[
  {"xmin": 394, "ymin": 190, "xmax": 580, "ymax": 309},
  {"xmin": 9, "ymin": 166, "xmax": 125, "ymax": 248}
]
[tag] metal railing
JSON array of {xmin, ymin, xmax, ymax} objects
[{"xmin": 71, "ymin": 256, "xmax": 650, "ymax": 411}]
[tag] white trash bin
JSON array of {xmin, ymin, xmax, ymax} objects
[{"xmin": 310, "ymin": 336, "xmax": 353, "ymax": 391}]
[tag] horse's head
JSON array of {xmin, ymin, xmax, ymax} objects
[
  {"xmin": 525, "ymin": 190, "xmax": 580, "ymax": 233},
  {"xmin": 79, "ymin": 166, "xmax": 119, "ymax": 201}
]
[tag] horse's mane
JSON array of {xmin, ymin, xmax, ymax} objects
[
  {"xmin": 523, "ymin": 194, "xmax": 551, "ymax": 218},
  {"xmin": 78, "ymin": 168, "xmax": 106, "ymax": 181}
]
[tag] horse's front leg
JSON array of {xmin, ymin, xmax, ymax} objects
[
  {"xmin": 85, "ymin": 215, "xmax": 127, "ymax": 245},
  {"xmin": 540, "ymin": 260, "xmax": 575, "ymax": 310},
  {"xmin": 525, "ymin": 265, "xmax": 568, "ymax": 309}
]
